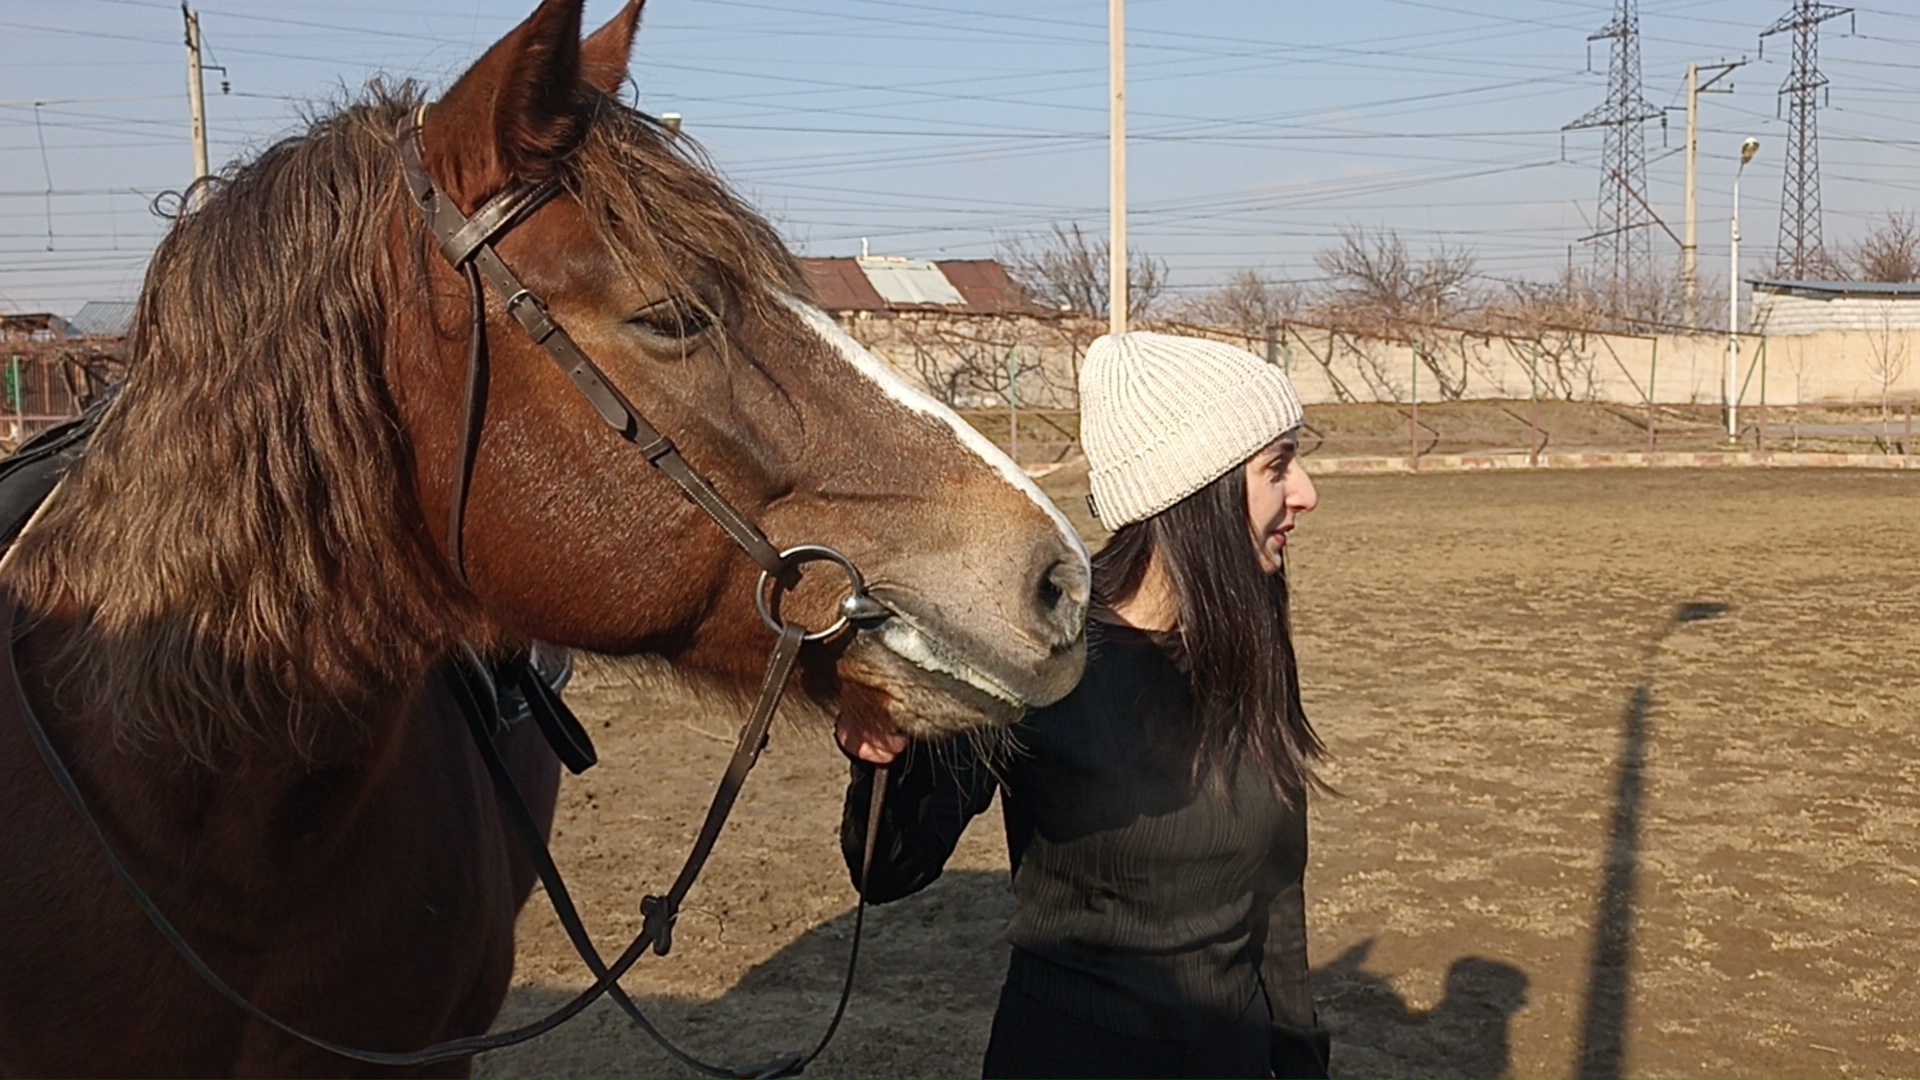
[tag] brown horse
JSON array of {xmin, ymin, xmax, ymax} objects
[{"xmin": 0, "ymin": 1, "xmax": 1087, "ymax": 1075}]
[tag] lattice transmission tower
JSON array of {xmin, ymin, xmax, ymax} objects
[
  {"xmin": 1762, "ymin": 1, "xmax": 1853, "ymax": 279},
  {"xmin": 1564, "ymin": 0, "xmax": 1663, "ymax": 296}
]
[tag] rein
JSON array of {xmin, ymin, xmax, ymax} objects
[{"xmin": 6, "ymin": 109, "xmax": 899, "ymax": 1078}]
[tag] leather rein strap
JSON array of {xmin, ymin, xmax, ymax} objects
[
  {"xmin": 8, "ymin": 110, "xmax": 895, "ymax": 1078},
  {"xmin": 396, "ymin": 112, "xmax": 786, "ymax": 587}
]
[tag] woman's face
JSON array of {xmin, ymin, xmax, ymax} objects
[{"xmin": 1245, "ymin": 430, "xmax": 1318, "ymax": 575}]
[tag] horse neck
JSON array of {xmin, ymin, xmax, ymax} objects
[
  {"xmin": 6, "ymin": 607, "xmax": 441, "ymax": 900},
  {"xmin": 0, "ymin": 362, "xmax": 480, "ymax": 766}
]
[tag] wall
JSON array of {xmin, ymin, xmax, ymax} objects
[
  {"xmin": 833, "ymin": 311, "xmax": 1920, "ymax": 409},
  {"xmin": 1262, "ymin": 326, "xmax": 1920, "ymax": 407}
]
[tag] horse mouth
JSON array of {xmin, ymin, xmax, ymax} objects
[
  {"xmin": 831, "ymin": 592, "xmax": 1085, "ymax": 739},
  {"xmin": 870, "ymin": 614, "xmax": 1023, "ymax": 708}
]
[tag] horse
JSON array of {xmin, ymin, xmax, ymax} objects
[{"xmin": 0, "ymin": 1, "xmax": 1089, "ymax": 1074}]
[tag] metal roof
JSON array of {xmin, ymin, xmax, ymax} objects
[
  {"xmin": 1750, "ymin": 279, "xmax": 1920, "ymax": 300},
  {"xmin": 856, "ymin": 257, "xmax": 967, "ymax": 307},
  {"xmin": 67, "ymin": 300, "xmax": 137, "ymax": 338}
]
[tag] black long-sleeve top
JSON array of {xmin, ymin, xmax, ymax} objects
[{"xmin": 842, "ymin": 618, "xmax": 1321, "ymax": 1051}]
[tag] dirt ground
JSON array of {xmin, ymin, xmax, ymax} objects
[{"xmin": 478, "ymin": 464, "xmax": 1919, "ymax": 1080}]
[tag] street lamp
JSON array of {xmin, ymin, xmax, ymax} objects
[{"xmin": 1728, "ymin": 136, "xmax": 1759, "ymax": 441}]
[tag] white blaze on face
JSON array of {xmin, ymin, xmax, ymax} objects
[{"xmin": 783, "ymin": 297, "xmax": 1088, "ymax": 562}]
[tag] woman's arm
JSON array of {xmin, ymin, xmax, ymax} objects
[
  {"xmin": 840, "ymin": 737, "xmax": 998, "ymax": 903},
  {"xmin": 1260, "ymin": 879, "xmax": 1332, "ymax": 1078},
  {"xmin": 1257, "ymin": 800, "xmax": 1332, "ymax": 1079}
]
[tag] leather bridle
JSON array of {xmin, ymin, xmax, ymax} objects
[{"xmin": 10, "ymin": 107, "xmax": 899, "ymax": 1078}]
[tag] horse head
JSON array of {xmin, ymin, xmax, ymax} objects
[{"xmin": 397, "ymin": 0, "xmax": 1088, "ymax": 738}]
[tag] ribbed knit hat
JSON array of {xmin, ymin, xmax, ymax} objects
[{"xmin": 1080, "ymin": 332, "xmax": 1305, "ymax": 527}]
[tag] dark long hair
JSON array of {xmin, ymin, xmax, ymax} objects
[{"xmin": 1091, "ymin": 454, "xmax": 1325, "ymax": 799}]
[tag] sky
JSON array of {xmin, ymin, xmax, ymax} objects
[{"xmin": 3, "ymin": 0, "xmax": 1920, "ymax": 316}]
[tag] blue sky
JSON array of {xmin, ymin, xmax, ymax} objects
[{"xmin": 3, "ymin": 0, "xmax": 1919, "ymax": 314}]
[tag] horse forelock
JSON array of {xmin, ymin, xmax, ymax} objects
[
  {"xmin": 4, "ymin": 83, "xmax": 476, "ymax": 763},
  {"xmin": 567, "ymin": 97, "xmax": 807, "ymax": 323}
]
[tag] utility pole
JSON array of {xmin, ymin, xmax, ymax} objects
[
  {"xmin": 1681, "ymin": 60, "xmax": 1744, "ymax": 329},
  {"xmin": 1108, "ymin": 0, "xmax": 1127, "ymax": 336},
  {"xmin": 183, "ymin": 3, "xmax": 209, "ymax": 206},
  {"xmin": 1762, "ymin": 0, "xmax": 1853, "ymax": 279},
  {"xmin": 1564, "ymin": 0, "xmax": 1662, "ymax": 302}
]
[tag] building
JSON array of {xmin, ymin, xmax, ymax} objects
[
  {"xmin": 1749, "ymin": 279, "xmax": 1920, "ymax": 335},
  {"xmin": 0, "ymin": 304, "xmax": 127, "ymax": 443},
  {"xmin": 0, "ymin": 313, "xmax": 72, "ymax": 343}
]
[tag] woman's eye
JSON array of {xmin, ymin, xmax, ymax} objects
[{"xmin": 628, "ymin": 300, "xmax": 714, "ymax": 339}]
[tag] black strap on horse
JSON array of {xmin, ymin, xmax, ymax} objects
[{"xmin": 3, "ymin": 105, "xmax": 902, "ymax": 1077}]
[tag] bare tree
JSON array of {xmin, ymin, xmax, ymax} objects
[
  {"xmin": 1311, "ymin": 227, "xmax": 1480, "ymax": 398},
  {"xmin": 1864, "ymin": 300, "xmax": 1912, "ymax": 449},
  {"xmin": 1843, "ymin": 211, "xmax": 1920, "ymax": 283},
  {"xmin": 1482, "ymin": 258, "xmax": 1703, "ymax": 336},
  {"xmin": 1171, "ymin": 269, "xmax": 1301, "ymax": 338},
  {"xmin": 1313, "ymin": 227, "xmax": 1478, "ymax": 329},
  {"xmin": 998, "ymin": 223, "xmax": 1167, "ymax": 321}
]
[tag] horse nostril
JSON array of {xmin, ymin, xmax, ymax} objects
[{"xmin": 1036, "ymin": 551, "xmax": 1091, "ymax": 644}]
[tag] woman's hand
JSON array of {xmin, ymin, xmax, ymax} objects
[{"xmin": 834, "ymin": 710, "xmax": 908, "ymax": 765}]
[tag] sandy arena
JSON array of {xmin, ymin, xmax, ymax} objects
[{"xmin": 477, "ymin": 465, "xmax": 1919, "ymax": 1079}]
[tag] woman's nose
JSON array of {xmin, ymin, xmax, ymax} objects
[{"xmin": 1287, "ymin": 462, "xmax": 1318, "ymax": 514}]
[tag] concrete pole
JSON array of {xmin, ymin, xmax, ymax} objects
[
  {"xmin": 1682, "ymin": 60, "xmax": 1742, "ymax": 331},
  {"xmin": 184, "ymin": 4, "xmax": 209, "ymax": 206},
  {"xmin": 1109, "ymin": 0, "xmax": 1128, "ymax": 336},
  {"xmin": 1682, "ymin": 64, "xmax": 1699, "ymax": 329}
]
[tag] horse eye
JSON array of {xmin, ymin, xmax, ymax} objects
[{"xmin": 627, "ymin": 299, "xmax": 714, "ymax": 340}]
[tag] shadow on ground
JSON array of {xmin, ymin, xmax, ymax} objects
[
  {"xmin": 1314, "ymin": 939, "xmax": 1528, "ymax": 1080},
  {"xmin": 481, "ymin": 869, "xmax": 1530, "ymax": 1079}
]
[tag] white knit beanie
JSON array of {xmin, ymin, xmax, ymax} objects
[{"xmin": 1080, "ymin": 332, "xmax": 1305, "ymax": 528}]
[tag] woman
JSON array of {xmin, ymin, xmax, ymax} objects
[{"xmin": 837, "ymin": 331, "xmax": 1331, "ymax": 1079}]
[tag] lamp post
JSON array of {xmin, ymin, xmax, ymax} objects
[{"xmin": 1728, "ymin": 136, "xmax": 1759, "ymax": 441}]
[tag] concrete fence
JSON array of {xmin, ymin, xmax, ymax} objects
[{"xmin": 834, "ymin": 311, "xmax": 1920, "ymax": 411}]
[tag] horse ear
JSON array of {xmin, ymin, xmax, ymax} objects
[
  {"xmin": 426, "ymin": 0, "xmax": 588, "ymax": 209},
  {"xmin": 581, "ymin": 0, "xmax": 645, "ymax": 96}
]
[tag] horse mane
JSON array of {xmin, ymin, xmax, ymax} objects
[{"xmin": 3, "ymin": 81, "xmax": 805, "ymax": 764}]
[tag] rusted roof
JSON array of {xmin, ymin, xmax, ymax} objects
[
  {"xmin": 803, "ymin": 258, "xmax": 887, "ymax": 312},
  {"xmin": 800, "ymin": 257, "xmax": 1042, "ymax": 316},
  {"xmin": 936, "ymin": 260, "xmax": 1035, "ymax": 314}
]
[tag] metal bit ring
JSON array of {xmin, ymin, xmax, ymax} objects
[{"xmin": 755, "ymin": 544, "xmax": 883, "ymax": 643}]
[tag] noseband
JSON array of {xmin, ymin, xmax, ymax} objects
[{"xmin": 12, "ymin": 108, "xmax": 895, "ymax": 1080}]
